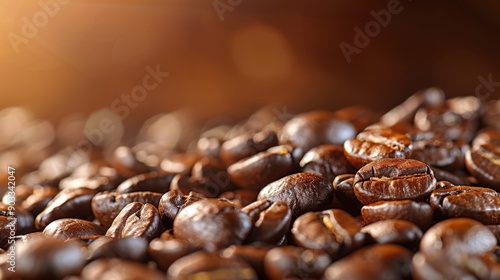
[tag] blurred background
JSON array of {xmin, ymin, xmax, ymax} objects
[{"xmin": 1, "ymin": 0, "xmax": 500, "ymax": 122}]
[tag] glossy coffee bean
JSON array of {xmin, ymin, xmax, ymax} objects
[
  {"xmin": 112, "ymin": 146, "xmax": 153, "ymax": 178},
  {"xmin": 280, "ymin": 111, "xmax": 357, "ymax": 154},
  {"xmin": 332, "ymin": 174, "xmax": 363, "ymax": 215},
  {"xmin": 220, "ymin": 189, "xmax": 259, "ymax": 208},
  {"xmin": 168, "ymin": 251, "xmax": 258, "ymax": 280},
  {"xmin": 17, "ymin": 237, "xmax": 86, "ymax": 280},
  {"xmin": 361, "ymin": 200, "xmax": 433, "ymax": 229},
  {"xmin": 220, "ymin": 129, "xmax": 279, "ymax": 167},
  {"xmin": 0, "ymin": 204, "xmax": 34, "ymax": 235},
  {"xmin": 258, "ymin": 173, "xmax": 335, "ymax": 219},
  {"xmin": 43, "ymin": 218, "xmax": 105, "ymax": 240},
  {"xmin": 228, "ymin": 145, "xmax": 295, "ymax": 192},
  {"xmin": 148, "ymin": 239, "xmax": 200, "ymax": 271},
  {"xmin": 173, "ymin": 198, "xmax": 252, "ymax": 250},
  {"xmin": 91, "ymin": 191, "xmax": 163, "ymax": 228},
  {"xmin": 106, "ymin": 202, "xmax": 162, "ymax": 241},
  {"xmin": 410, "ymin": 131, "xmax": 468, "ymax": 170},
  {"xmin": 334, "ymin": 105, "xmax": 377, "ymax": 131},
  {"xmin": 362, "ymin": 219, "xmax": 422, "ymax": 249},
  {"xmin": 242, "ymin": 200, "xmax": 292, "ymax": 244},
  {"xmin": 430, "ymin": 166, "xmax": 475, "ymax": 186},
  {"xmin": 35, "ymin": 187, "xmax": 97, "ymax": 230},
  {"xmin": 322, "ymin": 244, "xmax": 412, "ymax": 280},
  {"xmin": 472, "ymin": 128, "xmax": 500, "ymax": 147},
  {"xmin": 81, "ymin": 258, "xmax": 164, "ymax": 280},
  {"xmin": 116, "ymin": 171, "xmax": 174, "ymax": 194},
  {"xmin": 292, "ymin": 209, "xmax": 364, "ymax": 257},
  {"xmin": 353, "ymin": 158, "xmax": 436, "ymax": 205},
  {"xmin": 22, "ymin": 185, "xmax": 58, "ymax": 216},
  {"xmin": 87, "ymin": 236, "xmax": 148, "ymax": 262},
  {"xmin": 221, "ymin": 245, "xmax": 270, "ymax": 278},
  {"xmin": 343, "ymin": 126, "xmax": 412, "ymax": 169},
  {"xmin": 158, "ymin": 190, "xmax": 205, "ymax": 223},
  {"xmin": 196, "ymin": 137, "xmax": 222, "ymax": 159},
  {"xmin": 430, "ymin": 185, "xmax": 500, "ymax": 224},
  {"xmin": 466, "ymin": 144, "xmax": 500, "ymax": 190},
  {"xmin": 264, "ymin": 246, "xmax": 331, "ymax": 280},
  {"xmin": 300, "ymin": 144, "xmax": 355, "ymax": 182},
  {"xmin": 160, "ymin": 153, "xmax": 200, "ymax": 174}
]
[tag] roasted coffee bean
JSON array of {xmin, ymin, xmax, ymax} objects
[
  {"xmin": 116, "ymin": 171, "xmax": 174, "ymax": 193},
  {"xmin": 0, "ymin": 217, "xmax": 15, "ymax": 249},
  {"xmin": 112, "ymin": 146, "xmax": 153, "ymax": 178},
  {"xmin": 343, "ymin": 126, "xmax": 412, "ymax": 169},
  {"xmin": 158, "ymin": 190, "xmax": 205, "ymax": 223},
  {"xmin": 87, "ymin": 236, "xmax": 148, "ymax": 262},
  {"xmin": 1, "ymin": 184, "xmax": 32, "ymax": 205},
  {"xmin": 220, "ymin": 189, "xmax": 259, "ymax": 208},
  {"xmin": 412, "ymin": 251, "xmax": 477, "ymax": 280},
  {"xmin": 37, "ymin": 148, "xmax": 95, "ymax": 185},
  {"xmin": 106, "ymin": 202, "xmax": 162, "ymax": 241},
  {"xmin": 22, "ymin": 185, "xmax": 58, "ymax": 216},
  {"xmin": 299, "ymin": 145, "xmax": 355, "ymax": 182},
  {"xmin": 466, "ymin": 144, "xmax": 500, "ymax": 190},
  {"xmin": 264, "ymin": 246, "xmax": 331, "ymax": 280},
  {"xmin": 168, "ymin": 251, "xmax": 258, "ymax": 279},
  {"xmin": 291, "ymin": 209, "xmax": 364, "ymax": 257},
  {"xmin": 258, "ymin": 173, "xmax": 335, "ymax": 219},
  {"xmin": 91, "ymin": 191, "xmax": 163, "ymax": 228},
  {"xmin": 362, "ymin": 219, "xmax": 422, "ymax": 249},
  {"xmin": 174, "ymin": 198, "xmax": 252, "ymax": 250},
  {"xmin": 436, "ymin": 180, "xmax": 455, "ymax": 189},
  {"xmin": 242, "ymin": 200, "xmax": 292, "ymax": 244},
  {"xmin": 380, "ymin": 87, "xmax": 445, "ymax": 127},
  {"xmin": 196, "ymin": 137, "xmax": 222, "ymax": 159},
  {"xmin": 17, "ymin": 237, "xmax": 86, "ymax": 280},
  {"xmin": 81, "ymin": 258, "xmax": 164, "ymax": 280},
  {"xmin": 323, "ymin": 244, "xmax": 412, "ymax": 280},
  {"xmin": 220, "ymin": 129, "xmax": 279, "ymax": 167},
  {"xmin": 228, "ymin": 145, "xmax": 295, "ymax": 192},
  {"xmin": 170, "ymin": 173, "xmax": 229, "ymax": 197},
  {"xmin": 410, "ymin": 131, "xmax": 468, "ymax": 170},
  {"xmin": 482, "ymin": 100, "xmax": 500, "ymax": 129},
  {"xmin": 0, "ymin": 204, "xmax": 34, "ymax": 235},
  {"xmin": 191, "ymin": 157, "xmax": 225, "ymax": 178},
  {"xmin": 361, "ymin": 200, "xmax": 433, "ymax": 229},
  {"xmin": 430, "ymin": 185, "xmax": 500, "ymax": 224},
  {"xmin": 148, "ymin": 239, "xmax": 200, "ymax": 271},
  {"xmin": 280, "ymin": 111, "xmax": 357, "ymax": 154},
  {"xmin": 334, "ymin": 105, "xmax": 377, "ymax": 131},
  {"xmin": 431, "ymin": 166, "xmax": 475, "ymax": 186},
  {"xmin": 160, "ymin": 153, "xmax": 200, "ymax": 174},
  {"xmin": 472, "ymin": 128, "xmax": 500, "ymax": 147},
  {"xmin": 35, "ymin": 187, "xmax": 97, "ymax": 230},
  {"xmin": 221, "ymin": 245, "xmax": 270, "ymax": 278},
  {"xmin": 414, "ymin": 96, "xmax": 481, "ymax": 142},
  {"xmin": 332, "ymin": 174, "xmax": 363, "ymax": 215},
  {"xmin": 353, "ymin": 158, "xmax": 436, "ymax": 205},
  {"xmin": 43, "ymin": 218, "xmax": 105, "ymax": 240}
]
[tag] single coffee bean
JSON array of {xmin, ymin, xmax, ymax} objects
[
  {"xmin": 43, "ymin": 218, "xmax": 105, "ymax": 240},
  {"xmin": 465, "ymin": 144, "xmax": 500, "ymax": 190},
  {"xmin": 332, "ymin": 174, "xmax": 363, "ymax": 215},
  {"xmin": 264, "ymin": 246, "xmax": 331, "ymax": 280},
  {"xmin": 322, "ymin": 244, "xmax": 412, "ymax": 280},
  {"xmin": 361, "ymin": 200, "xmax": 433, "ymax": 229},
  {"xmin": 174, "ymin": 198, "xmax": 252, "ymax": 250},
  {"xmin": 17, "ymin": 237, "xmax": 86, "ymax": 280},
  {"xmin": 160, "ymin": 153, "xmax": 200, "ymax": 174},
  {"xmin": 228, "ymin": 145, "xmax": 295, "ymax": 192},
  {"xmin": 168, "ymin": 251, "xmax": 258, "ymax": 280},
  {"xmin": 196, "ymin": 137, "xmax": 222, "ymax": 159},
  {"xmin": 241, "ymin": 200, "xmax": 292, "ymax": 244},
  {"xmin": 116, "ymin": 171, "xmax": 174, "ymax": 194},
  {"xmin": 158, "ymin": 190, "xmax": 206, "ymax": 223},
  {"xmin": 429, "ymin": 185, "xmax": 497, "ymax": 213},
  {"xmin": 291, "ymin": 209, "xmax": 364, "ymax": 257},
  {"xmin": 220, "ymin": 129, "xmax": 279, "ymax": 167},
  {"xmin": 353, "ymin": 158, "xmax": 436, "ymax": 205},
  {"xmin": 258, "ymin": 173, "xmax": 335, "ymax": 219},
  {"xmin": 59, "ymin": 176, "xmax": 118, "ymax": 193},
  {"xmin": 0, "ymin": 204, "xmax": 34, "ymax": 235},
  {"xmin": 221, "ymin": 245, "xmax": 270, "ymax": 278},
  {"xmin": 299, "ymin": 144, "xmax": 355, "ymax": 182},
  {"xmin": 410, "ymin": 131, "xmax": 469, "ymax": 170},
  {"xmin": 169, "ymin": 173, "xmax": 228, "ymax": 197},
  {"xmin": 412, "ymin": 251, "xmax": 477, "ymax": 280},
  {"xmin": 343, "ymin": 126, "xmax": 413, "ymax": 169},
  {"xmin": 280, "ymin": 111, "xmax": 357, "ymax": 154},
  {"xmin": 106, "ymin": 202, "xmax": 162, "ymax": 241},
  {"xmin": 35, "ymin": 187, "xmax": 97, "ymax": 230},
  {"xmin": 431, "ymin": 166, "xmax": 475, "ymax": 186},
  {"xmin": 91, "ymin": 191, "xmax": 163, "ymax": 228},
  {"xmin": 87, "ymin": 236, "xmax": 148, "ymax": 262},
  {"xmin": 148, "ymin": 239, "xmax": 200, "ymax": 271},
  {"xmin": 472, "ymin": 128, "xmax": 500, "ymax": 147},
  {"xmin": 334, "ymin": 105, "xmax": 377, "ymax": 131},
  {"xmin": 22, "ymin": 185, "xmax": 58, "ymax": 216},
  {"xmin": 81, "ymin": 258, "xmax": 164, "ymax": 280},
  {"xmin": 112, "ymin": 146, "xmax": 153, "ymax": 178},
  {"xmin": 220, "ymin": 189, "xmax": 259, "ymax": 208},
  {"xmin": 361, "ymin": 219, "xmax": 422, "ymax": 249}
]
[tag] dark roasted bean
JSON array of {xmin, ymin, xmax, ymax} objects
[
  {"xmin": 160, "ymin": 153, "xmax": 200, "ymax": 174},
  {"xmin": 361, "ymin": 200, "xmax": 433, "ymax": 229},
  {"xmin": 148, "ymin": 239, "xmax": 200, "ymax": 271},
  {"xmin": 242, "ymin": 200, "xmax": 292, "ymax": 244},
  {"xmin": 300, "ymin": 144, "xmax": 355, "ymax": 182},
  {"xmin": 81, "ymin": 258, "xmax": 164, "ymax": 280},
  {"xmin": 43, "ymin": 218, "xmax": 105, "ymax": 240},
  {"xmin": 112, "ymin": 146, "xmax": 153, "ymax": 178},
  {"xmin": 221, "ymin": 245, "xmax": 270, "ymax": 278},
  {"xmin": 87, "ymin": 236, "xmax": 148, "ymax": 262},
  {"xmin": 106, "ymin": 202, "xmax": 162, "ymax": 241},
  {"xmin": 220, "ymin": 129, "xmax": 279, "ymax": 167},
  {"xmin": 466, "ymin": 144, "xmax": 500, "ymax": 190},
  {"xmin": 410, "ymin": 131, "xmax": 468, "ymax": 170},
  {"xmin": 264, "ymin": 246, "xmax": 331, "ymax": 280},
  {"xmin": 220, "ymin": 189, "xmax": 259, "ymax": 208},
  {"xmin": 353, "ymin": 158, "xmax": 436, "ymax": 205},
  {"xmin": 116, "ymin": 171, "xmax": 174, "ymax": 193},
  {"xmin": 258, "ymin": 173, "xmax": 335, "ymax": 219},
  {"xmin": 158, "ymin": 190, "xmax": 205, "ymax": 223},
  {"xmin": 362, "ymin": 219, "xmax": 422, "ymax": 249},
  {"xmin": 22, "ymin": 185, "xmax": 58, "ymax": 216}
]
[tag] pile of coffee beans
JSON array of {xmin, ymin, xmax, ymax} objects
[{"xmin": 3, "ymin": 87, "xmax": 500, "ymax": 279}]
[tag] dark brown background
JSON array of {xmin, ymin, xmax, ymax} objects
[{"xmin": 1, "ymin": 0, "xmax": 500, "ymax": 123}]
